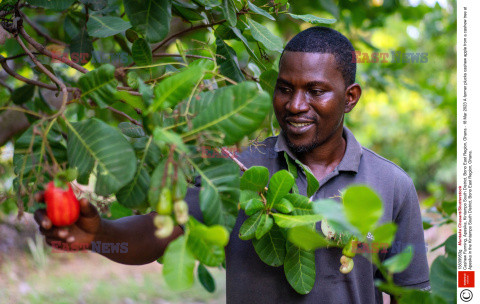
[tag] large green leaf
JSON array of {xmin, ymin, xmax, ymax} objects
[
  {"xmin": 221, "ymin": 0, "xmax": 237, "ymax": 26},
  {"xmin": 87, "ymin": 15, "xmax": 132, "ymax": 38},
  {"xmin": 162, "ymin": 235, "xmax": 196, "ymax": 291},
  {"xmin": 132, "ymin": 38, "xmax": 153, "ymax": 67},
  {"xmin": 255, "ymin": 214, "xmax": 273, "ymax": 239},
  {"xmin": 343, "ymin": 185, "xmax": 383, "ymax": 235},
  {"xmin": 240, "ymin": 166, "xmax": 269, "ymax": 192},
  {"xmin": 123, "ymin": 0, "xmax": 172, "ymax": 43},
  {"xmin": 284, "ymin": 243, "xmax": 316, "ymax": 294},
  {"xmin": 372, "ymin": 223, "xmax": 397, "ymax": 247},
  {"xmin": 216, "ymin": 38, "xmax": 245, "ymax": 83},
  {"xmin": 239, "ymin": 210, "xmax": 263, "ymax": 240},
  {"xmin": 312, "ymin": 199, "xmax": 358, "ymax": 234},
  {"xmin": 148, "ymin": 65, "xmax": 205, "ymax": 113},
  {"xmin": 66, "ymin": 118, "xmax": 137, "ymax": 196},
  {"xmin": 78, "ymin": 64, "xmax": 118, "ymax": 108},
  {"xmin": 285, "ymin": 193, "xmax": 313, "ymax": 215},
  {"xmin": 194, "ymin": 158, "xmax": 240, "ymax": 232},
  {"xmin": 11, "ymin": 84, "xmax": 35, "ymax": 105},
  {"xmin": 184, "ymin": 82, "xmax": 271, "ymax": 146},
  {"xmin": 272, "ymin": 213, "xmax": 323, "ymax": 228},
  {"xmin": 115, "ymin": 136, "xmax": 153, "ymax": 209},
  {"xmin": 27, "ymin": 0, "xmax": 75, "ymax": 10},
  {"xmin": 266, "ymin": 170, "xmax": 294, "ymax": 208},
  {"xmin": 247, "ymin": 1, "xmax": 275, "ymax": 20},
  {"xmin": 247, "ymin": 18, "xmax": 283, "ymax": 52},
  {"xmin": 287, "ymin": 13, "xmax": 336, "ymax": 24},
  {"xmin": 430, "ymin": 237, "xmax": 456, "ymax": 303},
  {"xmin": 70, "ymin": 27, "xmax": 93, "ymax": 66},
  {"xmin": 288, "ymin": 225, "xmax": 332, "ymax": 251},
  {"xmin": 383, "ymin": 245, "xmax": 413, "ymax": 274},
  {"xmin": 252, "ymin": 224, "xmax": 286, "ymax": 266},
  {"xmin": 187, "ymin": 222, "xmax": 226, "ymax": 267}
]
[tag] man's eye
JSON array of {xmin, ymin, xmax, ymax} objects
[
  {"xmin": 310, "ymin": 89, "xmax": 324, "ymax": 96},
  {"xmin": 278, "ymin": 87, "xmax": 292, "ymax": 94}
]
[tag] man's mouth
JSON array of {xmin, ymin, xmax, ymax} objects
[{"xmin": 288, "ymin": 121, "xmax": 314, "ymax": 127}]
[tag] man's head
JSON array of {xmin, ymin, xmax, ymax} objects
[{"xmin": 273, "ymin": 27, "xmax": 361, "ymax": 155}]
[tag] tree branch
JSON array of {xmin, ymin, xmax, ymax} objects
[
  {"xmin": 15, "ymin": 33, "xmax": 68, "ymax": 119},
  {"xmin": 105, "ymin": 106, "xmax": 142, "ymax": 126},
  {"xmin": 18, "ymin": 10, "xmax": 67, "ymax": 46},
  {"xmin": 19, "ymin": 27, "xmax": 89, "ymax": 74},
  {"xmin": 221, "ymin": 147, "xmax": 247, "ymax": 172}
]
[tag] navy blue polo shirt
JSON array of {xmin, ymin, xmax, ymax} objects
[{"xmin": 186, "ymin": 127, "xmax": 430, "ymax": 303}]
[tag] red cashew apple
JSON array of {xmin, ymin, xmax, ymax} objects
[{"xmin": 44, "ymin": 181, "xmax": 80, "ymax": 226}]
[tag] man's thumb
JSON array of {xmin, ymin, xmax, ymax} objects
[{"xmin": 79, "ymin": 198, "xmax": 98, "ymax": 218}]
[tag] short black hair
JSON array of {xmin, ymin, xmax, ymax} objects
[{"xmin": 283, "ymin": 26, "xmax": 356, "ymax": 87}]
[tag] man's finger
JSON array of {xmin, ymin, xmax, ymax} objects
[
  {"xmin": 33, "ymin": 209, "xmax": 52, "ymax": 230},
  {"xmin": 34, "ymin": 191, "xmax": 45, "ymax": 202},
  {"xmin": 79, "ymin": 198, "xmax": 98, "ymax": 218}
]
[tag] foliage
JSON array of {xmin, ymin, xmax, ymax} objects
[{"xmin": 0, "ymin": 0, "xmax": 456, "ymax": 302}]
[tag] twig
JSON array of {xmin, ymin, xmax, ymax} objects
[
  {"xmin": 2, "ymin": 52, "xmax": 41, "ymax": 61},
  {"xmin": 152, "ymin": 53, "xmax": 214, "ymax": 61},
  {"xmin": 151, "ymin": 19, "xmax": 227, "ymax": 54},
  {"xmin": 15, "ymin": 33, "xmax": 68, "ymax": 119},
  {"xmin": 0, "ymin": 55, "xmax": 76, "ymax": 92},
  {"xmin": 221, "ymin": 147, "xmax": 247, "ymax": 172},
  {"xmin": 106, "ymin": 106, "xmax": 142, "ymax": 126},
  {"xmin": 19, "ymin": 27, "xmax": 89, "ymax": 74},
  {"xmin": 19, "ymin": 10, "xmax": 67, "ymax": 46},
  {"xmin": 0, "ymin": 78, "xmax": 13, "ymax": 93}
]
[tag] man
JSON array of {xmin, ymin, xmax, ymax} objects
[{"xmin": 34, "ymin": 27, "xmax": 430, "ymax": 303}]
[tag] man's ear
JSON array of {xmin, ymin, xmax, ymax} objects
[{"xmin": 344, "ymin": 83, "xmax": 362, "ymax": 113}]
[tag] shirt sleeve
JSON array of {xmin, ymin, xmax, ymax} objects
[
  {"xmin": 380, "ymin": 176, "xmax": 431, "ymax": 289},
  {"xmin": 184, "ymin": 176, "xmax": 204, "ymax": 223}
]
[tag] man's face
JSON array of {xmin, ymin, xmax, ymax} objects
[{"xmin": 273, "ymin": 51, "xmax": 350, "ymax": 154}]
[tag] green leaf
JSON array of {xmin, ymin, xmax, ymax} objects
[
  {"xmin": 372, "ymin": 223, "xmax": 397, "ymax": 247},
  {"xmin": 11, "ymin": 84, "xmax": 35, "ymax": 105},
  {"xmin": 239, "ymin": 190, "xmax": 261, "ymax": 209},
  {"xmin": 240, "ymin": 166, "xmax": 269, "ymax": 192},
  {"xmin": 123, "ymin": 0, "xmax": 172, "ymax": 43},
  {"xmin": 189, "ymin": 220, "xmax": 230, "ymax": 247},
  {"xmin": 430, "ymin": 248, "xmax": 456, "ymax": 303},
  {"xmin": 239, "ymin": 210, "xmax": 263, "ymax": 240},
  {"xmin": 107, "ymin": 201, "xmax": 133, "ymax": 219},
  {"xmin": 216, "ymin": 38, "xmax": 245, "ymax": 83},
  {"xmin": 312, "ymin": 199, "xmax": 358, "ymax": 234},
  {"xmin": 197, "ymin": 264, "xmax": 216, "ymax": 293},
  {"xmin": 343, "ymin": 185, "xmax": 383, "ymax": 235},
  {"xmin": 27, "ymin": 0, "xmax": 75, "ymax": 10},
  {"xmin": 247, "ymin": 18, "xmax": 283, "ymax": 52},
  {"xmin": 248, "ymin": 1, "xmax": 275, "ymax": 20},
  {"xmin": 266, "ymin": 170, "xmax": 294, "ymax": 208},
  {"xmin": 222, "ymin": 0, "xmax": 237, "ymax": 26},
  {"xmin": 284, "ymin": 243, "xmax": 316, "ymax": 294},
  {"xmin": 188, "ymin": 223, "xmax": 225, "ymax": 267},
  {"xmin": 285, "ymin": 193, "xmax": 313, "ymax": 215},
  {"xmin": 259, "ymin": 69, "xmax": 278, "ymax": 98},
  {"xmin": 70, "ymin": 27, "xmax": 93, "ymax": 66},
  {"xmin": 87, "ymin": 15, "xmax": 132, "ymax": 38},
  {"xmin": 195, "ymin": 158, "xmax": 239, "ymax": 232},
  {"xmin": 163, "ymin": 235, "xmax": 196, "ymax": 291},
  {"xmin": 78, "ymin": 64, "xmax": 118, "ymax": 108},
  {"xmin": 252, "ymin": 224, "xmax": 286, "ymax": 266},
  {"xmin": 272, "ymin": 213, "xmax": 323, "ymax": 228},
  {"xmin": 118, "ymin": 122, "xmax": 146, "ymax": 138},
  {"xmin": 273, "ymin": 197, "xmax": 294, "ymax": 214},
  {"xmin": 153, "ymin": 127, "xmax": 188, "ymax": 152},
  {"xmin": 184, "ymin": 82, "xmax": 271, "ymax": 146},
  {"xmin": 245, "ymin": 198, "xmax": 265, "ymax": 216},
  {"xmin": 116, "ymin": 167, "xmax": 150, "ymax": 209},
  {"xmin": 295, "ymin": 161, "xmax": 319, "ymax": 197},
  {"xmin": 131, "ymin": 38, "xmax": 153, "ymax": 67},
  {"xmin": 172, "ymin": 1, "xmax": 204, "ymax": 21},
  {"xmin": 231, "ymin": 27, "xmax": 265, "ymax": 70},
  {"xmin": 383, "ymin": 245, "xmax": 413, "ymax": 274},
  {"xmin": 287, "ymin": 13, "xmax": 336, "ymax": 25},
  {"xmin": 255, "ymin": 214, "xmax": 273, "ymax": 239},
  {"xmin": 148, "ymin": 65, "xmax": 205, "ymax": 113},
  {"xmin": 288, "ymin": 225, "xmax": 332, "ymax": 251},
  {"xmin": 66, "ymin": 118, "xmax": 137, "ymax": 196}
]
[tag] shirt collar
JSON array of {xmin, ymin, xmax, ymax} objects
[{"xmin": 273, "ymin": 126, "xmax": 363, "ymax": 173}]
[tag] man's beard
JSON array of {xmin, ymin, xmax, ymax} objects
[{"xmin": 283, "ymin": 126, "xmax": 321, "ymax": 155}]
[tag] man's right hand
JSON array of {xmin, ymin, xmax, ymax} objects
[{"xmin": 33, "ymin": 192, "xmax": 102, "ymax": 250}]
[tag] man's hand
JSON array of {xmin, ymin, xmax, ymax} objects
[{"xmin": 33, "ymin": 192, "xmax": 102, "ymax": 250}]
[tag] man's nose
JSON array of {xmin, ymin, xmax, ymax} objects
[{"xmin": 286, "ymin": 91, "xmax": 309, "ymax": 114}]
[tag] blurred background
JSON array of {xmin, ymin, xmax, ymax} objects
[{"xmin": 1, "ymin": 0, "xmax": 456, "ymax": 303}]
